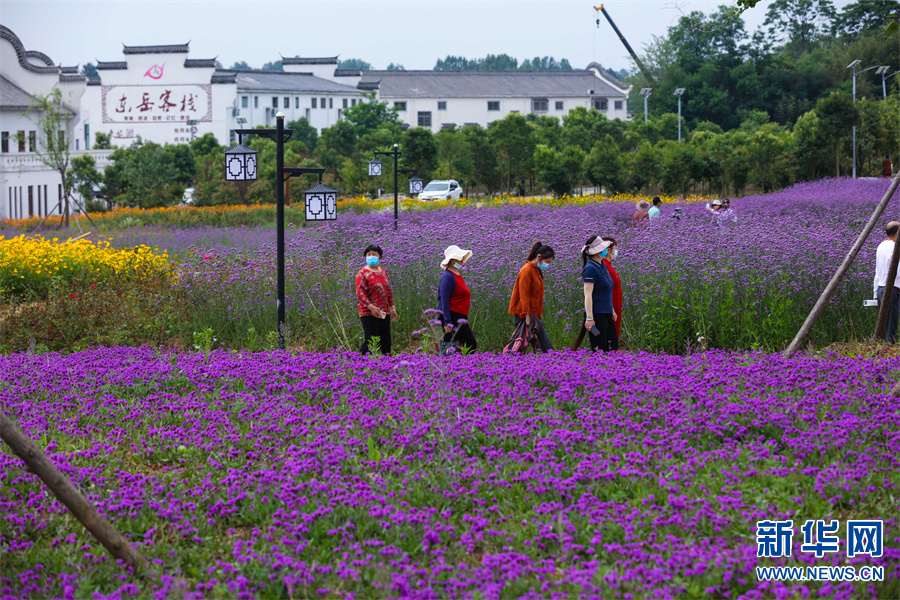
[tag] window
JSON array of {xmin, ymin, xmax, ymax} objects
[
  {"xmin": 531, "ymin": 98, "xmax": 548, "ymax": 112},
  {"xmin": 295, "ymin": 97, "xmax": 299, "ymax": 108},
  {"xmin": 487, "ymin": 101, "xmax": 500, "ymax": 111},
  {"xmin": 58, "ymin": 131, "xmax": 65, "ymax": 149},
  {"xmin": 17, "ymin": 131, "xmax": 25, "ymax": 152},
  {"xmin": 329, "ymin": 98, "xmax": 333, "ymax": 109},
  {"xmin": 418, "ymin": 111, "xmax": 432, "ymax": 127},
  {"xmin": 312, "ymin": 98, "xmax": 317, "ymax": 109},
  {"xmin": 28, "ymin": 186, "xmax": 33, "ymax": 217},
  {"xmin": 272, "ymin": 97, "xmax": 278, "ymax": 109},
  {"xmin": 1, "ymin": 132, "xmax": 8, "ymax": 153},
  {"xmin": 394, "ymin": 101, "xmax": 407, "ymax": 111},
  {"xmin": 321, "ymin": 97, "xmax": 326, "ymax": 109},
  {"xmin": 352, "ymin": 99, "xmax": 357, "ymax": 107},
  {"xmin": 593, "ymin": 99, "xmax": 608, "ymax": 111},
  {"xmin": 305, "ymin": 108, "xmax": 310, "ymax": 120},
  {"xmin": 254, "ymin": 96, "xmax": 259, "ymax": 108},
  {"xmin": 338, "ymin": 109, "xmax": 342, "ymax": 119},
  {"xmin": 84, "ymin": 124, "xmax": 90, "ymax": 150},
  {"xmin": 75, "ymin": 139, "xmax": 79, "ymax": 150},
  {"xmin": 614, "ymin": 100, "xmax": 623, "ymax": 110},
  {"xmin": 242, "ymin": 96, "xmax": 248, "ymax": 108},
  {"xmin": 343, "ymin": 98, "xmax": 348, "ymax": 108},
  {"xmin": 28, "ymin": 131, "xmax": 36, "ymax": 152},
  {"xmin": 555, "ymin": 101, "xmax": 564, "ymax": 110},
  {"xmin": 438, "ymin": 101, "xmax": 447, "ymax": 110},
  {"xmin": 283, "ymin": 97, "xmax": 289, "ymax": 109}
]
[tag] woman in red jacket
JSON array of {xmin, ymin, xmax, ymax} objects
[{"xmin": 602, "ymin": 236, "xmax": 623, "ymax": 344}]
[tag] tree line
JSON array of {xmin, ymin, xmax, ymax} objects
[{"xmin": 68, "ymin": 83, "xmax": 899, "ymax": 212}]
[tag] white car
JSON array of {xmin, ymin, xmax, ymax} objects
[{"xmin": 418, "ymin": 179, "xmax": 463, "ymax": 201}]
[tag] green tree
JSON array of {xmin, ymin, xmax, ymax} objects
[
  {"xmin": 189, "ymin": 132, "xmax": 220, "ymax": 157},
  {"xmin": 659, "ymin": 141, "xmax": 704, "ymax": 195},
  {"xmin": 792, "ymin": 110, "xmax": 831, "ymax": 180},
  {"xmin": 67, "ymin": 154, "xmax": 104, "ymax": 210},
  {"xmin": 287, "ymin": 117, "xmax": 318, "ymax": 151},
  {"xmin": 488, "ymin": 113, "xmax": 535, "ymax": 191},
  {"xmin": 435, "ymin": 127, "xmax": 473, "ymax": 181},
  {"xmin": 22, "ymin": 88, "xmax": 78, "ymax": 227},
  {"xmin": 462, "ymin": 125, "xmax": 500, "ymax": 194},
  {"xmin": 835, "ymin": 0, "xmax": 900, "ymax": 38},
  {"xmin": 230, "ymin": 61, "xmax": 252, "ymax": 70},
  {"xmin": 762, "ymin": 0, "xmax": 836, "ymax": 54},
  {"xmin": 386, "ymin": 63, "xmax": 406, "ymax": 71},
  {"xmin": 745, "ymin": 123, "xmax": 792, "ymax": 191},
  {"xmin": 113, "ymin": 140, "xmax": 185, "ymax": 208},
  {"xmin": 400, "ymin": 127, "xmax": 438, "ymax": 179},
  {"xmin": 816, "ymin": 91, "xmax": 859, "ymax": 176},
  {"xmin": 93, "ymin": 131, "xmax": 112, "ymax": 149},
  {"xmin": 341, "ymin": 91, "xmax": 400, "ymax": 137},
  {"xmin": 164, "ymin": 143, "xmax": 196, "ymax": 187},
  {"xmin": 627, "ymin": 143, "xmax": 661, "ymax": 192},
  {"xmin": 584, "ymin": 136, "xmax": 626, "ymax": 194},
  {"xmin": 80, "ymin": 63, "xmax": 99, "ymax": 78},
  {"xmin": 338, "ymin": 58, "xmax": 372, "ymax": 70},
  {"xmin": 534, "ymin": 145, "xmax": 585, "ymax": 196},
  {"xmin": 315, "ymin": 120, "xmax": 358, "ymax": 172},
  {"xmin": 262, "ymin": 60, "xmax": 283, "ymax": 70}
]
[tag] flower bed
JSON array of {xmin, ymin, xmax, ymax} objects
[{"xmin": 1, "ymin": 347, "xmax": 897, "ymax": 598}]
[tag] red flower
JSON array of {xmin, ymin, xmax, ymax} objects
[
  {"xmin": 90, "ymin": 286, "xmax": 96, "ymax": 290},
  {"xmin": 203, "ymin": 254, "xmax": 212, "ymax": 260},
  {"xmin": 70, "ymin": 294, "xmax": 76, "ymax": 299}
]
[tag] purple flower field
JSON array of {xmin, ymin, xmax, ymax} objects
[
  {"xmin": 1, "ymin": 347, "xmax": 898, "ymax": 599},
  {"xmin": 106, "ymin": 178, "xmax": 892, "ymax": 353}
]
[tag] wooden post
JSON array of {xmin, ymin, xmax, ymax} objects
[
  {"xmin": 0, "ymin": 414, "xmax": 149, "ymax": 573},
  {"xmin": 874, "ymin": 229, "xmax": 900, "ymax": 340},
  {"xmin": 783, "ymin": 174, "xmax": 900, "ymax": 358}
]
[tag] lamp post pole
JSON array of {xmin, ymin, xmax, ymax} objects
[
  {"xmin": 373, "ymin": 144, "xmax": 416, "ymax": 229},
  {"xmin": 233, "ymin": 114, "xmax": 330, "ymax": 349},
  {"xmin": 849, "ymin": 62, "xmax": 878, "ymax": 178},
  {"xmin": 639, "ymin": 88, "xmax": 651, "ymax": 124},
  {"xmin": 673, "ymin": 88, "xmax": 685, "ymax": 143}
]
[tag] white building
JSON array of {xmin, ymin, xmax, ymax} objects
[
  {"xmin": 0, "ymin": 25, "xmax": 107, "ymax": 221},
  {"xmin": 355, "ymin": 63, "xmax": 631, "ymax": 132}
]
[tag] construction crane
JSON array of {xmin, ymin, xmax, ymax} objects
[{"xmin": 594, "ymin": 4, "xmax": 655, "ymax": 83}]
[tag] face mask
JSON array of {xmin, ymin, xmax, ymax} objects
[
  {"xmin": 366, "ymin": 256, "xmax": 379, "ymax": 267},
  {"xmin": 599, "ymin": 249, "xmax": 609, "ymax": 258},
  {"xmin": 538, "ymin": 262, "xmax": 549, "ymax": 271},
  {"xmin": 455, "ymin": 262, "xmax": 466, "ymax": 270},
  {"xmin": 613, "ymin": 250, "xmax": 618, "ymax": 259}
]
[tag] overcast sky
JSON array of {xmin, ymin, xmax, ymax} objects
[{"xmin": 2, "ymin": 0, "xmax": 858, "ymax": 73}]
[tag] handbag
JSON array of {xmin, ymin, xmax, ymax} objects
[{"xmin": 437, "ymin": 324, "xmax": 462, "ymax": 356}]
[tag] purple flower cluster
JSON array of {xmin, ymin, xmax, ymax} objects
[
  {"xmin": 1, "ymin": 346, "xmax": 897, "ymax": 598},
  {"xmin": 106, "ymin": 178, "xmax": 894, "ymax": 352}
]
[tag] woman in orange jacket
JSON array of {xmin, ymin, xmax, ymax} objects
[{"xmin": 508, "ymin": 241, "xmax": 556, "ymax": 352}]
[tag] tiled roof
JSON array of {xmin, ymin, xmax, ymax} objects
[
  {"xmin": 87, "ymin": 77, "xmax": 102, "ymax": 86},
  {"xmin": 185, "ymin": 59, "xmax": 219, "ymax": 68},
  {"xmin": 219, "ymin": 69, "xmax": 361, "ymax": 94},
  {"xmin": 96, "ymin": 60, "xmax": 128, "ymax": 70},
  {"xmin": 0, "ymin": 74, "xmax": 33, "ymax": 110},
  {"xmin": 0, "ymin": 25, "xmax": 59, "ymax": 74},
  {"xmin": 282, "ymin": 56, "xmax": 338, "ymax": 65},
  {"xmin": 211, "ymin": 73, "xmax": 237, "ymax": 84},
  {"xmin": 358, "ymin": 70, "xmax": 624, "ymax": 99},
  {"xmin": 123, "ymin": 43, "xmax": 189, "ymax": 54},
  {"xmin": 334, "ymin": 69, "xmax": 362, "ymax": 77},
  {"xmin": 58, "ymin": 74, "xmax": 87, "ymax": 83},
  {"xmin": 357, "ymin": 81, "xmax": 380, "ymax": 91},
  {"xmin": 25, "ymin": 50, "xmax": 54, "ymax": 66},
  {"xmin": 60, "ymin": 66, "xmax": 79, "ymax": 74}
]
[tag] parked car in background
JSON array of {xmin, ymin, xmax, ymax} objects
[{"xmin": 418, "ymin": 179, "xmax": 462, "ymax": 201}]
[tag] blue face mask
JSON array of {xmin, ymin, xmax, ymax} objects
[
  {"xmin": 538, "ymin": 262, "xmax": 549, "ymax": 271},
  {"xmin": 366, "ymin": 256, "xmax": 379, "ymax": 267},
  {"xmin": 599, "ymin": 248, "xmax": 609, "ymax": 258},
  {"xmin": 612, "ymin": 250, "xmax": 618, "ymax": 259}
]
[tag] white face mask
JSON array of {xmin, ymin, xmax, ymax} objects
[{"xmin": 455, "ymin": 262, "xmax": 466, "ymax": 270}]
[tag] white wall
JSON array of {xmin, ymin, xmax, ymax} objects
[
  {"xmin": 384, "ymin": 95, "xmax": 630, "ymax": 132},
  {"xmin": 231, "ymin": 92, "xmax": 362, "ymax": 138}
]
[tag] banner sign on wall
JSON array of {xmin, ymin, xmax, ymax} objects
[{"xmin": 101, "ymin": 84, "xmax": 212, "ymax": 124}]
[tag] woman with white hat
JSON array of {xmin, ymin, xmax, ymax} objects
[
  {"xmin": 437, "ymin": 245, "xmax": 477, "ymax": 352},
  {"xmin": 581, "ymin": 234, "xmax": 618, "ymax": 352}
]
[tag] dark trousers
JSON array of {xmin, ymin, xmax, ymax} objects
[
  {"xmin": 876, "ymin": 286, "xmax": 900, "ymax": 344},
  {"xmin": 360, "ymin": 315, "xmax": 391, "ymax": 355},
  {"xmin": 513, "ymin": 315, "xmax": 554, "ymax": 353},
  {"xmin": 439, "ymin": 310, "xmax": 478, "ymax": 352},
  {"xmin": 588, "ymin": 313, "xmax": 618, "ymax": 352}
]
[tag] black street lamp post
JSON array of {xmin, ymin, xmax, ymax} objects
[
  {"xmin": 369, "ymin": 143, "xmax": 418, "ymax": 228},
  {"xmin": 225, "ymin": 112, "xmax": 335, "ymax": 350}
]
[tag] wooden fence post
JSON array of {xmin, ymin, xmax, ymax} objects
[
  {"xmin": 783, "ymin": 175, "xmax": 900, "ymax": 358},
  {"xmin": 0, "ymin": 413, "xmax": 149, "ymax": 573}
]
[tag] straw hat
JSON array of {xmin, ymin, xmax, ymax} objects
[
  {"xmin": 637, "ymin": 200, "xmax": 651, "ymax": 211},
  {"xmin": 441, "ymin": 245, "xmax": 472, "ymax": 269}
]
